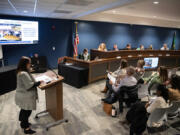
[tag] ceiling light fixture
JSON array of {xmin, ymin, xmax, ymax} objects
[
  {"xmin": 23, "ymin": 10, "xmax": 28, "ymax": 13},
  {"xmin": 33, "ymin": 0, "xmax": 38, "ymax": 15},
  {"xmin": 153, "ymin": 1, "xmax": 159, "ymax": 4},
  {"xmin": 112, "ymin": 10, "xmax": 116, "ymax": 14},
  {"xmin": 8, "ymin": 0, "xmax": 18, "ymax": 13}
]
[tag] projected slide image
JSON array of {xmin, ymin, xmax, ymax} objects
[
  {"xmin": 144, "ymin": 57, "xmax": 159, "ymax": 69},
  {"xmin": 144, "ymin": 59, "xmax": 152, "ymax": 68},
  {"xmin": 0, "ymin": 19, "xmax": 38, "ymax": 45},
  {"xmin": 0, "ymin": 24, "xmax": 22, "ymax": 41}
]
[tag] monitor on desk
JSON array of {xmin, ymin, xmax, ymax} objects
[{"xmin": 144, "ymin": 57, "xmax": 159, "ymax": 69}]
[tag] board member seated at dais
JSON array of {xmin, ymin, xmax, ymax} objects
[
  {"xmin": 124, "ymin": 43, "xmax": 131, "ymax": 50},
  {"xmin": 113, "ymin": 44, "xmax": 119, "ymax": 51},
  {"xmin": 148, "ymin": 44, "xmax": 153, "ymax": 50},
  {"xmin": 136, "ymin": 45, "xmax": 145, "ymax": 50},
  {"xmin": 160, "ymin": 43, "xmax": 169, "ymax": 50},
  {"xmin": 98, "ymin": 43, "xmax": 107, "ymax": 51},
  {"xmin": 79, "ymin": 48, "xmax": 90, "ymax": 61}
]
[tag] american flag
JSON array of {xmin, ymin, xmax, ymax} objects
[{"xmin": 74, "ymin": 33, "xmax": 79, "ymax": 56}]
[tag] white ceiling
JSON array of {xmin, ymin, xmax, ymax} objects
[
  {"xmin": 79, "ymin": 0, "xmax": 180, "ymax": 28},
  {"xmin": 0, "ymin": 0, "xmax": 135, "ymax": 18},
  {"xmin": 0, "ymin": 0, "xmax": 180, "ymax": 28}
]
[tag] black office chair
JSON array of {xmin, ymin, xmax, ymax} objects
[{"xmin": 118, "ymin": 85, "xmax": 139, "ymax": 113}]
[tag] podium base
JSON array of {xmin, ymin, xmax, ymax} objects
[{"xmin": 35, "ymin": 110, "xmax": 68, "ymax": 131}]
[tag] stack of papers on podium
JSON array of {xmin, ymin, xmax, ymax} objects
[
  {"xmin": 107, "ymin": 73, "xmax": 116, "ymax": 84},
  {"xmin": 35, "ymin": 75, "xmax": 52, "ymax": 83}
]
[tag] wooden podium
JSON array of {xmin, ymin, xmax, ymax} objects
[{"xmin": 34, "ymin": 71, "xmax": 68, "ymax": 130}]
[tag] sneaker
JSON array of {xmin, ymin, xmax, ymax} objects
[{"xmin": 24, "ymin": 128, "xmax": 36, "ymax": 134}]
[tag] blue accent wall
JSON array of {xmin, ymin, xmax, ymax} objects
[
  {"xmin": 77, "ymin": 21, "xmax": 180, "ymax": 53},
  {"xmin": 0, "ymin": 15, "xmax": 180, "ymax": 68}
]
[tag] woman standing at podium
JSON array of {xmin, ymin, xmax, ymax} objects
[{"xmin": 15, "ymin": 56, "xmax": 41, "ymax": 134}]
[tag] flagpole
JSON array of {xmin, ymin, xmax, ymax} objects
[
  {"xmin": 73, "ymin": 21, "xmax": 78, "ymax": 58},
  {"xmin": 75, "ymin": 21, "xmax": 78, "ymax": 34}
]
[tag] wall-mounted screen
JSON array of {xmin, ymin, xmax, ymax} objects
[
  {"xmin": 144, "ymin": 57, "xmax": 159, "ymax": 69},
  {"xmin": 0, "ymin": 19, "xmax": 38, "ymax": 45}
]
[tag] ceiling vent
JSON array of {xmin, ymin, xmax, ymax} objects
[
  {"xmin": 53, "ymin": 10, "xmax": 72, "ymax": 14},
  {"xmin": 65, "ymin": 0, "xmax": 93, "ymax": 6}
]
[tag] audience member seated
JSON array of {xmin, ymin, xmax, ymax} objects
[
  {"xmin": 31, "ymin": 53, "xmax": 47, "ymax": 73},
  {"xmin": 144, "ymin": 66, "xmax": 168, "ymax": 94},
  {"xmin": 102, "ymin": 66, "xmax": 137, "ymax": 105},
  {"xmin": 125, "ymin": 102, "xmax": 148, "ymax": 135},
  {"xmin": 124, "ymin": 43, "xmax": 131, "ymax": 50},
  {"xmin": 145, "ymin": 84, "xmax": 169, "ymax": 128},
  {"xmin": 167, "ymin": 74, "xmax": 180, "ymax": 119},
  {"xmin": 134, "ymin": 60, "xmax": 145, "ymax": 80},
  {"xmin": 160, "ymin": 43, "xmax": 169, "ymax": 50},
  {"xmin": 98, "ymin": 43, "xmax": 107, "ymax": 51},
  {"xmin": 113, "ymin": 44, "xmax": 119, "ymax": 51},
  {"xmin": 79, "ymin": 48, "xmax": 90, "ymax": 61},
  {"xmin": 101, "ymin": 59, "xmax": 128, "ymax": 93},
  {"xmin": 136, "ymin": 45, "xmax": 145, "ymax": 50},
  {"xmin": 148, "ymin": 44, "xmax": 153, "ymax": 50},
  {"xmin": 168, "ymin": 74, "xmax": 180, "ymax": 102}
]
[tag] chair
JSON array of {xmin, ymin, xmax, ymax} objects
[
  {"xmin": 166, "ymin": 101, "xmax": 180, "ymax": 114},
  {"xmin": 118, "ymin": 85, "xmax": 139, "ymax": 113},
  {"xmin": 147, "ymin": 107, "xmax": 168, "ymax": 135},
  {"xmin": 147, "ymin": 102, "xmax": 180, "ymax": 135},
  {"xmin": 147, "ymin": 108, "xmax": 167, "ymax": 128},
  {"xmin": 166, "ymin": 100, "xmax": 180, "ymax": 119}
]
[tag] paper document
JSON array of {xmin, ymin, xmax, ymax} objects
[
  {"xmin": 35, "ymin": 75, "xmax": 52, "ymax": 83},
  {"xmin": 65, "ymin": 63, "xmax": 73, "ymax": 66},
  {"xmin": 107, "ymin": 73, "xmax": 116, "ymax": 84}
]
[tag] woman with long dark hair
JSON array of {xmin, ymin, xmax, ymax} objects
[
  {"xmin": 15, "ymin": 56, "xmax": 41, "ymax": 134},
  {"xmin": 144, "ymin": 66, "xmax": 168, "ymax": 94},
  {"xmin": 168, "ymin": 74, "xmax": 180, "ymax": 102}
]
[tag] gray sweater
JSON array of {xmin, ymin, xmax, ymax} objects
[{"xmin": 15, "ymin": 71, "xmax": 38, "ymax": 110}]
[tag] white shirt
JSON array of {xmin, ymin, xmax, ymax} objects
[
  {"xmin": 147, "ymin": 97, "xmax": 168, "ymax": 113},
  {"xmin": 147, "ymin": 96, "xmax": 169, "ymax": 127},
  {"xmin": 160, "ymin": 47, "xmax": 169, "ymax": 50},
  {"xmin": 83, "ymin": 53, "xmax": 89, "ymax": 61},
  {"xmin": 112, "ymin": 75, "xmax": 137, "ymax": 92},
  {"xmin": 112, "ymin": 68, "xmax": 127, "ymax": 78}
]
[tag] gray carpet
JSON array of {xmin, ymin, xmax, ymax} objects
[{"xmin": 0, "ymin": 78, "xmax": 179, "ymax": 135}]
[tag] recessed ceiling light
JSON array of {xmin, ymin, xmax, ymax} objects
[
  {"xmin": 112, "ymin": 10, "xmax": 117, "ymax": 14},
  {"xmin": 23, "ymin": 10, "xmax": 28, "ymax": 13},
  {"xmin": 153, "ymin": 1, "xmax": 159, "ymax": 4}
]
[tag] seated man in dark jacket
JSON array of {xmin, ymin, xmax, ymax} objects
[
  {"xmin": 31, "ymin": 53, "xmax": 47, "ymax": 73},
  {"xmin": 31, "ymin": 53, "xmax": 40, "ymax": 71}
]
